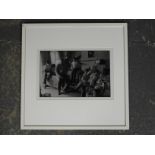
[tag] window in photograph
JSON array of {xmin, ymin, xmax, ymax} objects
[{"xmin": 88, "ymin": 51, "xmax": 95, "ymax": 58}]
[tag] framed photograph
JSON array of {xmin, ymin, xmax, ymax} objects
[{"xmin": 21, "ymin": 23, "xmax": 129, "ymax": 130}]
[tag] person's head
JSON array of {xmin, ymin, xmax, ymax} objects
[
  {"xmin": 84, "ymin": 68, "xmax": 90, "ymax": 73},
  {"xmin": 99, "ymin": 73, "xmax": 103, "ymax": 78},
  {"xmin": 95, "ymin": 59, "xmax": 100, "ymax": 65},
  {"xmin": 46, "ymin": 60, "xmax": 50, "ymax": 65},
  {"xmin": 65, "ymin": 55, "xmax": 68, "ymax": 60},
  {"xmin": 91, "ymin": 65, "xmax": 97, "ymax": 73}
]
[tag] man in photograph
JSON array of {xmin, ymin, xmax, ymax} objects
[{"xmin": 56, "ymin": 57, "xmax": 70, "ymax": 95}]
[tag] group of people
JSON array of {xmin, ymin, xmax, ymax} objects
[
  {"xmin": 75, "ymin": 65, "xmax": 110, "ymax": 97},
  {"xmin": 55, "ymin": 56, "xmax": 82, "ymax": 95},
  {"xmin": 43, "ymin": 56, "xmax": 110, "ymax": 97}
]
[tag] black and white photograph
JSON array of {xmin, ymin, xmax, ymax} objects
[{"xmin": 40, "ymin": 50, "xmax": 111, "ymax": 97}]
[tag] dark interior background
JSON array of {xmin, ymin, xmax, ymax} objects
[{"xmin": 0, "ymin": 19, "xmax": 155, "ymax": 135}]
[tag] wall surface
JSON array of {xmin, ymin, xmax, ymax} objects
[{"xmin": 0, "ymin": 19, "xmax": 155, "ymax": 134}]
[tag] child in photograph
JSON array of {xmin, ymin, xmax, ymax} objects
[{"xmin": 44, "ymin": 60, "xmax": 52, "ymax": 88}]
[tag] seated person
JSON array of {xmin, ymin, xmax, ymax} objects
[
  {"xmin": 75, "ymin": 68, "xmax": 90, "ymax": 97},
  {"xmin": 93, "ymin": 73, "xmax": 105, "ymax": 97},
  {"xmin": 86, "ymin": 65, "xmax": 100, "ymax": 96}
]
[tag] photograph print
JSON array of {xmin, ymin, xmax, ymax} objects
[{"xmin": 40, "ymin": 50, "xmax": 111, "ymax": 97}]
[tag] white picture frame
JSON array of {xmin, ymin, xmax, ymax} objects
[{"xmin": 21, "ymin": 23, "xmax": 129, "ymax": 130}]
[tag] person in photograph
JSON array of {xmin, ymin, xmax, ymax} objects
[
  {"xmin": 93, "ymin": 64, "xmax": 110, "ymax": 97},
  {"xmin": 86, "ymin": 64, "xmax": 99, "ymax": 96},
  {"xmin": 71, "ymin": 56, "xmax": 81, "ymax": 84},
  {"xmin": 44, "ymin": 60, "xmax": 52, "ymax": 88},
  {"xmin": 93, "ymin": 73, "xmax": 105, "ymax": 97},
  {"xmin": 56, "ymin": 57, "xmax": 70, "ymax": 95},
  {"xmin": 75, "ymin": 68, "xmax": 91, "ymax": 97}
]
